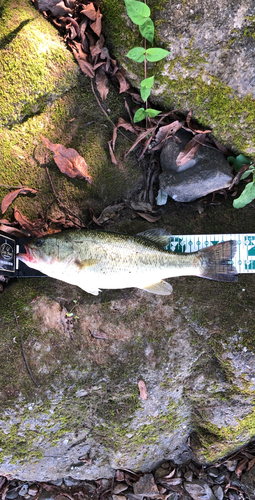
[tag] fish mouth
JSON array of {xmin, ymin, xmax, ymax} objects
[{"xmin": 17, "ymin": 244, "xmax": 37, "ymax": 264}]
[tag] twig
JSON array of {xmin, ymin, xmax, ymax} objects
[
  {"xmin": 90, "ymin": 80, "xmax": 132, "ymax": 142},
  {"xmin": 14, "ymin": 312, "xmax": 39, "ymax": 388},
  {"xmin": 45, "ymin": 165, "xmax": 87, "ymax": 227}
]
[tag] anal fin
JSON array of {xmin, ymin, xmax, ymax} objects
[{"xmin": 139, "ymin": 280, "xmax": 173, "ymax": 295}]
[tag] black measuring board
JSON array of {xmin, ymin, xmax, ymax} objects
[
  {"xmin": 0, "ymin": 230, "xmax": 46, "ymax": 279},
  {"xmin": 0, "ymin": 231, "xmax": 16, "ymax": 277}
]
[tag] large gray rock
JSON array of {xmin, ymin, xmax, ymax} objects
[
  {"xmin": 159, "ymin": 130, "xmax": 233, "ymax": 202},
  {"xmin": 102, "ymin": 0, "xmax": 255, "ymax": 157}
]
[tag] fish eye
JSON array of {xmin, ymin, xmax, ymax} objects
[{"xmin": 36, "ymin": 239, "xmax": 44, "ymax": 247}]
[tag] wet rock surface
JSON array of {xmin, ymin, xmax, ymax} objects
[{"xmin": 159, "ymin": 130, "xmax": 233, "ymax": 202}]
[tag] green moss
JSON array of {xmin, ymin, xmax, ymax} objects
[{"xmin": 0, "ymin": 0, "xmax": 77, "ymax": 128}]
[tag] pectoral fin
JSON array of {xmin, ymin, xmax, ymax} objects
[
  {"xmin": 139, "ymin": 280, "xmax": 173, "ymax": 295},
  {"xmin": 74, "ymin": 258, "xmax": 99, "ymax": 270}
]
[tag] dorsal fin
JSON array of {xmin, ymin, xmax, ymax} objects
[{"xmin": 137, "ymin": 228, "xmax": 172, "ymax": 249}]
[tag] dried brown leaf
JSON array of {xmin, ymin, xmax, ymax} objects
[
  {"xmin": 80, "ymin": 2, "xmax": 97, "ymax": 20},
  {"xmin": 210, "ymin": 137, "xmax": 229, "ymax": 154},
  {"xmin": 89, "ymin": 208, "xmax": 103, "ymax": 226},
  {"xmin": 0, "ymin": 224, "xmax": 28, "ymax": 237},
  {"xmin": 97, "ymin": 202, "xmax": 126, "ymax": 224},
  {"xmin": 78, "ymin": 59, "xmax": 95, "ymax": 78},
  {"xmin": 136, "ymin": 212, "xmax": 161, "ymax": 222},
  {"xmin": 117, "ymin": 117, "xmax": 137, "ymax": 135},
  {"xmin": 127, "ymin": 91, "xmax": 143, "ymax": 103},
  {"xmin": 138, "ymin": 379, "xmax": 147, "ymax": 400},
  {"xmin": 1, "ymin": 188, "xmax": 37, "ymax": 214},
  {"xmin": 37, "ymin": 0, "xmax": 72, "ymax": 16},
  {"xmin": 116, "ymin": 470, "xmax": 125, "ymax": 482},
  {"xmin": 14, "ymin": 207, "xmax": 44, "ymax": 237},
  {"xmin": 108, "ymin": 140, "xmax": 118, "ymax": 165},
  {"xmin": 161, "ymin": 469, "xmax": 176, "ymax": 480},
  {"xmin": 151, "ymin": 121, "xmax": 183, "ymax": 151},
  {"xmin": 91, "ymin": 10, "xmax": 102, "ymax": 37},
  {"xmin": 235, "ymin": 458, "xmax": 248, "ymax": 479},
  {"xmin": 41, "ymin": 135, "xmax": 92, "ymax": 183},
  {"xmin": 125, "ymin": 127, "xmax": 156, "ymax": 157},
  {"xmin": 176, "ymin": 133, "xmax": 206, "ymax": 166},
  {"xmin": 247, "ymin": 456, "xmax": 255, "ymax": 471},
  {"xmin": 186, "ymin": 110, "xmax": 211, "ymax": 134},
  {"xmin": 160, "ymin": 478, "xmax": 182, "ymax": 486},
  {"xmin": 70, "ymin": 41, "xmax": 95, "ymax": 77},
  {"xmin": 138, "ymin": 133, "xmax": 154, "ymax": 160},
  {"xmin": 115, "ymin": 70, "xmax": 130, "ymax": 93},
  {"xmin": 96, "ymin": 67, "xmax": 109, "ymax": 100}
]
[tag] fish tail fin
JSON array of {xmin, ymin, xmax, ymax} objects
[{"xmin": 198, "ymin": 240, "xmax": 238, "ymax": 282}]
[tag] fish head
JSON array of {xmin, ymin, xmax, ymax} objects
[{"xmin": 17, "ymin": 235, "xmax": 60, "ymax": 273}]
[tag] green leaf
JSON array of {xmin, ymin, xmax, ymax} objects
[
  {"xmin": 227, "ymin": 154, "xmax": 251, "ymax": 172},
  {"xmin": 233, "ymin": 181, "xmax": 255, "ymax": 209},
  {"xmin": 134, "ymin": 108, "xmax": 147, "ymax": 122},
  {"xmin": 139, "ymin": 17, "xmax": 154, "ymax": 44},
  {"xmin": 145, "ymin": 108, "xmax": 161, "ymax": 118},
  {"xmin": 126, "ymin": 47, "xmax": 146, "ymax": 62},
  {"xmin": 125, "ymin": 1, "xmax": 150, "ymax": 25},
  {"xmin": 146, "ymin": 47, "xmax": 170, "ymax": 62},
  {"xmin": 140, "ymin": 76, "xmax": 154, "ymax": 101},
  {"xmin": 241, "ymin": 167, "xmax": 254, "ymax": 180}
]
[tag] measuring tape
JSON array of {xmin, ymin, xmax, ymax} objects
[{"xmin": 167, "ymin": 234, "xmax": 255, "ymax": 274}]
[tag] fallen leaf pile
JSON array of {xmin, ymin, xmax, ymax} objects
[
  {"xmin": 1, "ymin": 438, "xmax": 255, "ymax": 500},
  {"xmin": 35, "ymin": 0, "xmax": 129, "ymax": 100}
]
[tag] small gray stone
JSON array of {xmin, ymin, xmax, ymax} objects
[
  {"xmin": 63, "ymin": 477, "xmax": 80, "ymax": 487},
  {"xmin": 19, "ymin": 485, "xmax": 29, "ymax": 497},
  {"xmin": 212, "ymin": 485, "xmax": 224, "ymax": 500},
  {"xmin": 133, "ymin": 474, "xmax": 159, "ymax": 497},
  {"xmin": 154, "ymin": 467, "xmax": 170, "ymax": 479},
  {"xmin": 184, "ymin": 480, "xmax": 217, "ymax": 500},
  {"xmin": 48, "ymin": 479, "xmax": 63, "ymax": 486},
  {"xmin": 112, "ymin": 495, "xmax": 127, "ymax": 500},
  {"xmin": 184, "ymin": 471, "xmax": 193, "ymax": 482},
  {"xmin": 208, "ymin": 468, "xmax": 219, "ymax": 478},
  {"xmin": 6, "ymin": 489, "xmax": 19, "ymax": 500},
  {"xmin": 225, "ymin": 459, "xmax": 238, "ymax": 472},
  {"xmin": 159, "ymin": 130, "xmax": 233, "ymax": 203},
  {"xmin": 38, "ymin": 491, "xmax": 55, "ymax": 500},
  {"xmin": 113, "ymin": 484, "xmax": 128, "ymax": 494},
  {"xmin": 28, "ymin": 485, "xmax": 39, "ymax": 497}
]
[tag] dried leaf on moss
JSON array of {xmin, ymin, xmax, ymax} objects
[
  {"xmin": 1, "ymin": 188, "xmax": 37, "ymax": 215},
  {"xmin": 41, "ymin": 136, "xmax": 92, "ymax": 183}
]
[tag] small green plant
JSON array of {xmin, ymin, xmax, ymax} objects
[
  {"xmin": 66, "ymin": 299, "xmax": 79, "ymax": 319},
  {"xmin": 124, "ymin": 0, "xmax": 170, "ymax": 123},
  {"xmin": 228, "ymin": 154, "xmax": 255, "ymax": 209}
]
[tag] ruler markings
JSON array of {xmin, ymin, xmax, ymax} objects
[{"xmin": 169, "ymin": 234, "xmax": 255, "ymax": 274}]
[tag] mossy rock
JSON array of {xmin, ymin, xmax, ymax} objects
[
  {"xmin": 0, "ymin": 0, "xmax": 142, "ymax": 224},
  {"xmin": 101, "ymin": 0, "xmax": 255, "ymax": 158}
]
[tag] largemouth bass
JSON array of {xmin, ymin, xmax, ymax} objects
[{"xmin": 17, "ymin": 229, "xmax": 237, "ymax": 295}]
